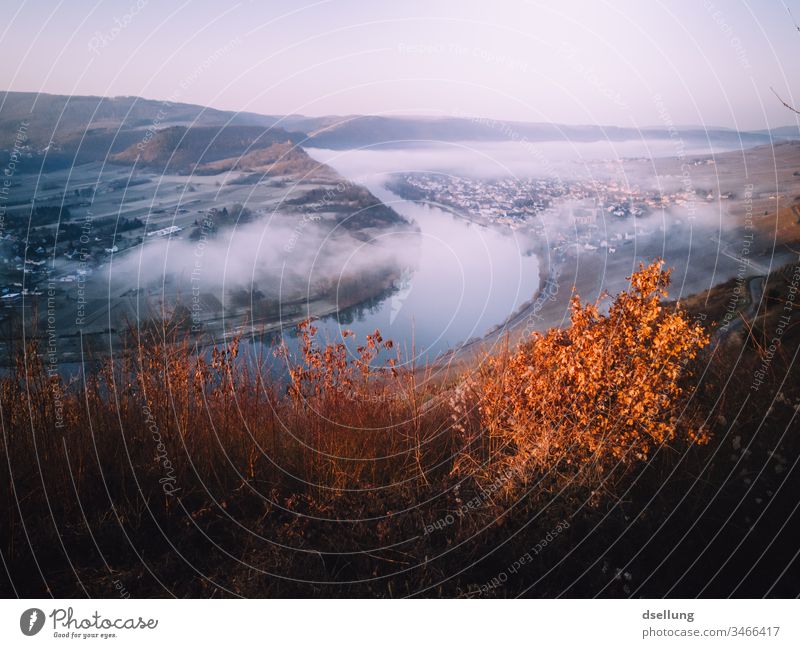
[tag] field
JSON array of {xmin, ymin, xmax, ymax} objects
[{"xmin": 0, "ymin": 154, "xmax": 412, "ymax": 362}]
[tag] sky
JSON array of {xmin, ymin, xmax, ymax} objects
[{"xmin": 1, "ymin": 0, "xmax": 799, "ymax": 130}]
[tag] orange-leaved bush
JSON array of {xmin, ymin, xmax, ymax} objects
[{"xmin": 460, "ymin": 260, "xmax": 709, "ymax": 485}]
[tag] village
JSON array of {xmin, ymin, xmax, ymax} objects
[{"xmin": 387, "ymin": 167, "xmax": 732, "ymax": 257}]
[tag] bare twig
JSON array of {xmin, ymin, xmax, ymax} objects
[
  {"xmin": 771, "ymin": 87, "xmax": 800, "ymax": 116},
  {"xmin": 788, "ymin": 6, "xmax": 800, "ymax": 32}
]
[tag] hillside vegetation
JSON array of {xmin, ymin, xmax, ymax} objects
[
  {"xmin": 0, "ymin": 91, "xmax": 278, "ymax": 148},
  {"xmin": 110, "ymin": 125, "xmax": 304, "ymax": 174},
  {"xmin": 11, "ymin": 261, "xmax": 796, "ymax": 596}
]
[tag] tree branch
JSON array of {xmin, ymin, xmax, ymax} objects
[{"xmin": 771, "ymin": 87, "xmax": 800, "ymax": 116}]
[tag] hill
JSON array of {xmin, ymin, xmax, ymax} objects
[
  {"xmin": 3, "ymin": 91, "xmax": 797, "ymax": 169},
  {"xmin": 303, "ymin": 115, "xmax": 782, "ymax": 149},
  {"xmin": 3, "ymin": 260, "xmax": 798, "ymax": 596},
  {"xmin": 0, "ymin": 91, "xmax": 296, "ymax": 172},
  {"xmin": 192, "ymin": 141, "xmax": 337, "ymax": 180},
  {"xmin": 110, "ymin": 124, "xmax": 304, "ymax": 174},
  {"xmin": 0, "ymin": 90, "xmax": 282, "ymax": 148}
]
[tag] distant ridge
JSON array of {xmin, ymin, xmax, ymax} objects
[
  {"xmin": 0, "ymin": 91, "xmax": 295, "ymax": 171},
  {"xmin": 0, "ymin": 91, "xmax": 281, "ymax": 148},
  {"xmin": 1, "ymin": 91, "xmax": 797, "ymax": 171},
  {"xmin": 301, "ymin": 115, "xmax": 786, "ymax": 149}
]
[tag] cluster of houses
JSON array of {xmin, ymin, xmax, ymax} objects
[
  {"xmin": 392, "ymin": 171, "xmax": 714, "ymax": 262},
  {"xmin": 395, "ymin": 171, "xmax": 720, "ymax": 231}
]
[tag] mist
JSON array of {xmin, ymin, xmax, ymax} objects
[
  {"xmin": 307, "ymin": 139, "xmax": 736, "ymax": 181},
  {"xmin": 98, "ymin": 138, "xmax": 762, "ymax": 347},
  {"xmin": 310, "ymin": 140, "xmax": 761, "ymax": 307},
  {"xmin": 106, "ymin": 214, "xmax": 419, "ymax": 309}
]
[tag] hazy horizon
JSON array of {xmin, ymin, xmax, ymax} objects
[
  {"xmin": 6, "ymin": 85, "xmax": 800, "ymax": 133},
  {"xmin": 2, "ymin": 1, "xmax": 800, "ymax": 132}
]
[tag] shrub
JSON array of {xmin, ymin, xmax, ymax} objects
[{"xmin": 455, "ymin": 260, "xmax": 709, "ymax": 490}]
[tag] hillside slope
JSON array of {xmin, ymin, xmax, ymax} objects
[
  {"xmin": 0, "ymin": 90, "xmax": 282, "ymax": 148},
  {"xmin": 110, "ymin": 125, "xmax": 304, "ymax": 174}
]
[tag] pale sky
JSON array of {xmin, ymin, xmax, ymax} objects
[{"xmin": 1, "ymin": 0, "xmax": 799, "ymax": 130}]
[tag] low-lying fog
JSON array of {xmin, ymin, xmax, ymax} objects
[
  {"xmin": 308, "ymin": 138, "xmax": 733, "ymax": 180},
  {"xmin": 303, "ymin": 139, "xmax": 757, "ymax": 358},
  {"xmin": 108, "ymin": 216, "xmax": 414, "ymax": 304},
  {"xmin": 107, "ymin": 137, "xmax": 757, "ymax": 362}
]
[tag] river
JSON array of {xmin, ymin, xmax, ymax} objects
[{"xmin": 297, "ymin": 147, "xmax": 541, "ymax": 364}]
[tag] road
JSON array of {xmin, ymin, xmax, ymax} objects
[{"xmin": 709, "ymin": 234, "xmax": 771, "ymax": 275}]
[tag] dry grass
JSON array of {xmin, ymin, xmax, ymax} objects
[{"xmin": 4, "ymin": 260, "xmax": 796, "ymax": 597}]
